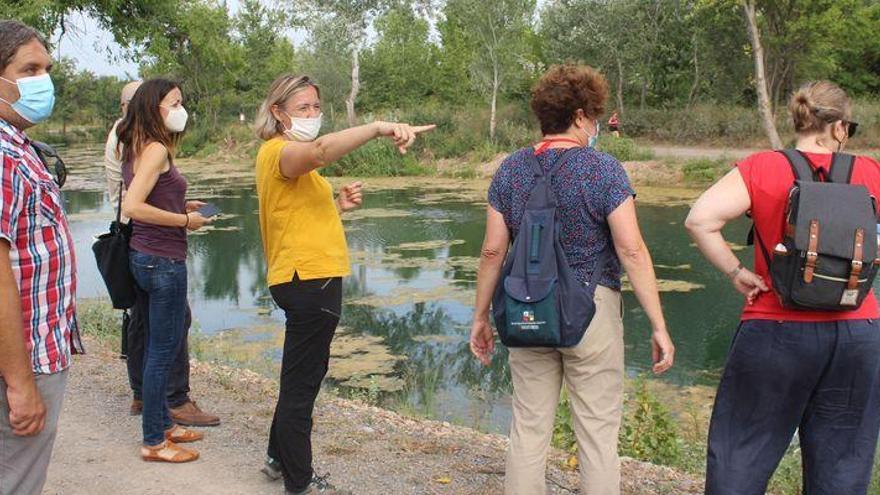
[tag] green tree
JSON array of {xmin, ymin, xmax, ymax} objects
[
  {"xmin": 443, "ymin": 0, "xmax": 536, "ymax": 140},
  {"xmin": 360, "ymin": 6, "xmax": 439, "ymax": 110},
  {"xmin": 308, "ymin": 0, "xmax": 388, "ymax": 126},
  {"xmin": 139, "ymin": 1, "xmax": 245, "ymax": 127}
]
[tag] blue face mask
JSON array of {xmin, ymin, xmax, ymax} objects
[
  {"xmin": 588, "ymin": 122, "xmax": 600, "ymax": 148},
  {"xmin": 0, "ymin": 74, "xmax": 56, "ymax": 124}
]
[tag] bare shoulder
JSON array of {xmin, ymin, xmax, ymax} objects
[{"xmin": 136, "ymin": 142, "xmax": 171, "ymax": 174}]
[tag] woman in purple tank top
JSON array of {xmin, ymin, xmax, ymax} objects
[{"xmin": 118, "ymin": 79, "xmax": 211, "ymax": 463}]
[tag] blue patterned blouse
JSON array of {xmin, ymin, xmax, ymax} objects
[{"xmin": 487, "ymin": 146, "xmax": 635, "ymax": 290}]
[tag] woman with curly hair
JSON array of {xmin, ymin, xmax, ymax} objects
[{"xmin": 470, "ymin": 64, "xmax": 675, "ymax": 495}]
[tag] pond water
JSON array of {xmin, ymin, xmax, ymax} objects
[{"xmin": 63, "ymin": 149, "xmax": 757, "ymax": 434}]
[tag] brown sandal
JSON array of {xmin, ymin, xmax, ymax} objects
[
  {"xmin": 141, "ymin": 440, "xmax": 199, "ymax": 463},
  {"xmin": 165, "ymin": 425, "xmax": 204, "ymax": 443}
]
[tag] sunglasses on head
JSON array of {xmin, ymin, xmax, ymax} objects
[{"xmin": 31, "ymin": 141, "xmax": 68, "ymax": 188}]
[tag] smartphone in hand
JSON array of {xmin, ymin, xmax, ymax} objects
[{"xmin": 196, "ymin": 203, "xmax": 222, "ymax": 218}]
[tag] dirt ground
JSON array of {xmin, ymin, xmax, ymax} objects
[{"xmin": 43, "ymin": 337, "xmax": 703, "ymax": 495}]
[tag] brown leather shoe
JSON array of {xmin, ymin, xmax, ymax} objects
[
  {"xmin": 130, "ymin": 399, "xmax": 143, "ymax": 416},
  {"xmin": 169, "ymin": 400, "xmax": 220, "ymax": 427}
]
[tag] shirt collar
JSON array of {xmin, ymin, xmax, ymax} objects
[{"xmin": 0, "ymin": 117, "xmax": 29, "ymax": 147}]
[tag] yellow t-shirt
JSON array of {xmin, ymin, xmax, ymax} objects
[{"xmin": 255, "ymin": 137, "xmax": 351, "ymax": 286}]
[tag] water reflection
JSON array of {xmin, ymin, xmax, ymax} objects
[{"xmin": 65, "ymin": 182, "xmax": 750, "ymax": 433}]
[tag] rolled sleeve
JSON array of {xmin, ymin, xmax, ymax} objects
[{"xmin": 0, "ymin": 153, "xmax": 24, "ymax": 244}]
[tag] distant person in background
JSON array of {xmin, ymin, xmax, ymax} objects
[
  {"xmin": 686, "ymin": 81, "xmax": 880, "ymax": 494},
  {"xmin": 120, "ymin": 78, "xmax": 212, "ymax": 463},
  {"xmin": 105, "ymin": 80, "xmax": 141, "ymax": 211},
  {"xmin": 254, "ymin": 73, "xmax": 433, "ymax": 495},
  {"xmin": 0, "ymin": 19, "xmax": 83, "ymax": 494},
  {"xmin": 105, "ymin": 81, "xmax": 220, "ymax": 428},
  {"xmin": 608, "ymin": 111, "xmax": 620, "ymax": 138}
]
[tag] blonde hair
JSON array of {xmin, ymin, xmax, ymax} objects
[
  {"xmin": 254, "ymin": 74, "xmax": 321, "ymax": 140},
  {"xmin": 788, "ymin": 81, "xmax": 852, "ymax": 135}
]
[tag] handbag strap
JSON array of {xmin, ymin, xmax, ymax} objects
[{"xmin": 115, "ymin": 181, "xmax": 123, "ymax": 224}]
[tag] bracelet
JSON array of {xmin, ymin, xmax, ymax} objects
[
  {"xmin": 726, "ymin": 262, "xmax": 744, "ymax": 279},
  {"xmin": 184, "ymin": 213, "xmax": 190, "ymax": 229}
]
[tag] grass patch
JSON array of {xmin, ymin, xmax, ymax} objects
[
  {"xmin": 76, "ymin": 299, "xmax": 123, "ymax": 349},
  {"xmin": 680, "ymin": 157, "xmax": 730, "ymax": 183}
]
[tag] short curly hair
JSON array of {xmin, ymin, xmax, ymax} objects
[{"xmin": 530, "ymin": 64, "xmax": 609, "ymax": 135}]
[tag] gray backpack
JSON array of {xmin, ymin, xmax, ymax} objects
[
  {"xmin": 755, "ymin": 150, "xmax": 879, "ymax": 310},
  {"xmin": 492, "ymin": 148, "xmax": 611, "ymax": 348}
]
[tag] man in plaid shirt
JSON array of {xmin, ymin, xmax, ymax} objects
[{"xmin": 0, "ymin": 20, "xmax": 82, "ymax": 495}]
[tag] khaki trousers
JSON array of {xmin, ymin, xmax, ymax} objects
[{"xmin": 505, "ymin": 286, "xmax": 625, "ymax": 495}]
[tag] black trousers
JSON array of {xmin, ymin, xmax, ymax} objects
[
  {"xmin": 267, "ymin": 274, "xmax": 342, "ymax": 492},
  {"xmin": 706, "ymin": 319, "xmax": 880, "ymax": 495},
  {"xmin": 126, "ymin": 285, "xmax": 192, "ymax": 408}
]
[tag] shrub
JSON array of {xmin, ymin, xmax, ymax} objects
[
  {"xmin": 77, "ymin": 299, "xmax": 121, "ymax": 348},
  {"xmin": 681, "ymin": 158, "xmax": 730, "ymax": 183},
  {"xmin": 596, "ymin": 135, "xmax": 655, "ymax": 162},
  {"xmin": 619, "ymin": 378, "xmax": 682, "ymax": 466}
]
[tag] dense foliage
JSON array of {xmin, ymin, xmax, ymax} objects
[{"xmin": 4, "ymin": 0, "xmax": 879, "ymax": 152}]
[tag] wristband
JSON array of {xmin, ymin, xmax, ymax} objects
[
  {"xmin": 184, "ymin": 213, "xmax": 190, "ymax": 229},
  {"xmin": 727, "ymin": 262, "xmax": 744, "ymax": 279}
]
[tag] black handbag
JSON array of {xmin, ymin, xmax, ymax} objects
[{"xmin": 92, "ymin": 184, "xmax": 136, "ymax": 310}]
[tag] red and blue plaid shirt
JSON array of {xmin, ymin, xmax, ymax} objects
[{"xmin": 0, "ymin": 118, "xmax": 82, "ymax": 375}]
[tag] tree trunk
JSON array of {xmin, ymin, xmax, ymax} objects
[
  {"xmin": 345, "ymin": 48, "xmax": 360, "ymax": 127},
  {"xmin": 615, "ymin": 55, "xmax": 625, "ymax": 116},
  {"xmin": 687, "ymin": 35, "xmax": 700, "ymax": 109},
  {"xmin": 743, "ymin": 1, "xmax": 783, "ymax": 149},
  {"xmin": 639, "ymin": 78, "xmax": 648, "ymax": 111},
  {"xmin": 490, "ymin": 62, "xmax": 499, "ymax": 142}
]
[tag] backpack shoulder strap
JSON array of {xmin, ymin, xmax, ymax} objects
[
  {"xmin": 779, "ymin": 149, "xmax": 816, "ymax": 182},
  {"xmin": 828, "ymin": 152, "xmax": 856, "ymax": 184},
  {"xmin": 523, "ymin": 149, "xmax": 545, "ymax": 177},
  {"xmin": 548, "ymin": 147, "xmax": 583, "ymax": 179}
]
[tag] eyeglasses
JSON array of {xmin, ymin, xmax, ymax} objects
[
  {"xmin": 31, "ymin": 141, "xmax": 67, "ymax": 188},
  {"xmin": 845, "ymin": 121, "xmax": 859, "ymax": 138}
]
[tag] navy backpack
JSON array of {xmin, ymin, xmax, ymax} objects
[{"xmin": 492, "ymin": 148, "xmax": 611, "ymax": 348}]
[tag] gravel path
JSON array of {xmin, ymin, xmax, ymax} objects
[{"xmin": 43, "ymin": 337, "xmax": 702, "ymax": 495}]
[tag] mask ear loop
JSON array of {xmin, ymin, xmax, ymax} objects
[{"xmin": 834, "ymin": 120, "xmax": 848, "ymax": 152}]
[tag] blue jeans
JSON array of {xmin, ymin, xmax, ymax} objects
[
  {"xmin": 706, "ymin": 319, "xmax": 880, "ymax": 495},
  {"xmin": 129, "ymin": 250, "xmax": 188, "ymax": 446}
]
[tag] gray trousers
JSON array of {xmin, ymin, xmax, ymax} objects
[{"xmin": 0, "ymin": 370, "xmax": 68, "ymax": 495}]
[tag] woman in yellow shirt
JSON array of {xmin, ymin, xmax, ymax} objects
[{"xmin": 253, "ymin": 74, "xmax": 433, "ymax": 495}]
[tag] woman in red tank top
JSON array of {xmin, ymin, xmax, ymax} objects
[{"xmin": 686, "ymin": 81, "xmax": 880, "ymax": 494}]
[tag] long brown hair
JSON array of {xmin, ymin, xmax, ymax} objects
[{"xmin": 116, "ymin": 78, "xmax": 183, "ymax": 165}]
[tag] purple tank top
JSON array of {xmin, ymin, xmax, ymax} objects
[{"xmin": 122, "ymin": 156, "xmax": 188, "ymax": 260}]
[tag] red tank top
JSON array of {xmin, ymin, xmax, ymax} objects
[{"xmin": 738, "ymin": 150, "xmax": 880, "ymax": 321}]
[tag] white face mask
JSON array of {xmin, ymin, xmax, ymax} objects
[
  {"xmin": 162, "ymin": 105, "xmax": 188, "ymax": 133},
  {"xmin": 282, "ymin": 111, "xmax": 322, "ymax": 142}
]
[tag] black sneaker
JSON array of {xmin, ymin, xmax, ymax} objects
[
  {"xmin": 261, "ymin": 456, "xmax": 283, "ymax": 481},
  {"xmin": 286, "ymin": 473, "xmax": 351, "ymax": 495}
]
